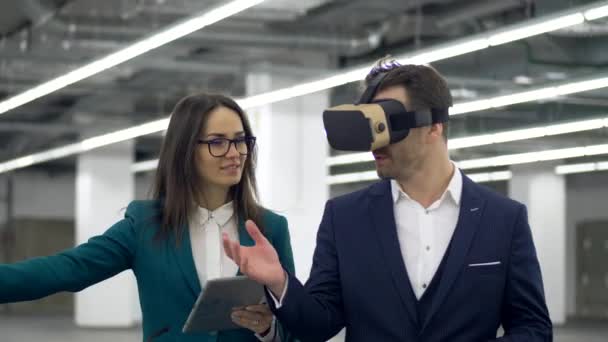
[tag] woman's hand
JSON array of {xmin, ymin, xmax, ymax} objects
[{"xmin": 231, "ymin": 304, "xmax": 274, "ymax": 335}]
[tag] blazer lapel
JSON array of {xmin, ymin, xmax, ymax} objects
[
  {"xmin": 369, "ymin": 180, "xmax": 419, "ymax": 326},
  {"xmin": 171, "ymin": 225, "xmax": 202, "ymax": 297},
  {"xmin": 420, "ymin": 175, "xmax": 485, "ymax": 332}
]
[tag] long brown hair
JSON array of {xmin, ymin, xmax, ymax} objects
[{"xmin": 152, "ymin": 93, "xmax": 264, "ymax": 244}]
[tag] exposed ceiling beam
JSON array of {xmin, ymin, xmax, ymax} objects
[{"xmin": 436, "ymin": 0, "xmax": 527, "ymax": 28}]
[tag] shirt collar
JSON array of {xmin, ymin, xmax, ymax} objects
[
  {"xmin": 390, "ymin": 162, "xmax": 462, "ymax": 206},
  {"xmin": 197, "ymin": 201, "xmax": 235, "ymax": 226}
]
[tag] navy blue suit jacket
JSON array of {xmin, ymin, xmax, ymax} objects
[{"xmin": 268, "ymin": 174, "xmax": 552, "ymax": 342}]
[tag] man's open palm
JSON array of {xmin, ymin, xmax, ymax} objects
[{"xmin": 222, "ymin": 220, "xmax": 285, "ymax": 291}]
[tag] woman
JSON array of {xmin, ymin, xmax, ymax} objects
[{"xmin": 0, "ymin": 93, "xmax": 296, "ymax": 342}]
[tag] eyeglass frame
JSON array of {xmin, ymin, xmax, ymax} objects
[{"xmin": 197, "ymin": 136, "xmax": 256, "ymax": 158}]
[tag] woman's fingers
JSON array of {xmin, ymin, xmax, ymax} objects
[
  {"xmin": 231, "ymin": 309, "xmax": 272, "ymax": 333},
  {"xmin": 245, "ymin": 304, "xmax": 271, "ymax": 314}
]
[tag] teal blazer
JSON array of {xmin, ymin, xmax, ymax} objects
[{"xmin": 0, "ymin": 200, "xmax": 296, "ymax": 342}]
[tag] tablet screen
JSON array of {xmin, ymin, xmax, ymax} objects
[{"xmin": 182, "ymin": 276, "xmax": 265, "ymax": 333}]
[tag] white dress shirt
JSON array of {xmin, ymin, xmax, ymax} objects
[
  {"xmin": 391, "ymin": 164, "xmax": 462, "ymax": 299},
  {"xmin": 189, "ymin": 202, "xmax": 279, "ymax": 341}
]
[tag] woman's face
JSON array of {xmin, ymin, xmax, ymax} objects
[{"xmin": 196, "ymin": 106, "xmax": 249, "ymax": 191}]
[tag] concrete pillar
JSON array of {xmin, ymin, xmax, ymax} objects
[
  {"xmin": 509, "ymin": 162, "xmax": 566, "ymax": 324},
  {"xmin": 75, "ymin": 141, "xmax": 140, "ymax": 327},
  {"xmin": 246, "ymin": 64, "xmax": 329, "ymax": 281}
]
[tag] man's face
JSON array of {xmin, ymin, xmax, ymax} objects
[{"xmin": 371, "ymin": 85, "xmax": 428, "ymax": 181}]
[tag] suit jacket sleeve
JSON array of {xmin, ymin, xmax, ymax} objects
[
  {"xmin": 274, "ymin": 215, "xmax": 295, "ymax": 277},
  {"xmin": 271, "ymin": 214, "xmax": 297, "ymax": 342},
  {"xmin": 0, "ymin": 202, "xmax": 139, "ymax": 303},
  {"xmin": 267, "ymin": 200, "xmax": 344, "ymax": 342},
  {"xmin": 493, "ymin": 205, "xmax": 552, "ymax": 341}
]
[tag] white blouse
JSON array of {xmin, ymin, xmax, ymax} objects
[{"xmin": 189, "ymin": 202, "xmax": 279, "ymax": 341}]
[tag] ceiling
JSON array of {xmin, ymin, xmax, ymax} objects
[{"xmin": 1, "ymin": 0, "xmax": 607, "ymax": 177}]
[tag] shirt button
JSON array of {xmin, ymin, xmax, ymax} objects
[
  {"xmin": 426, "ymin": 246, "xmax": 431, "ymax": 251},
  {"xmin": 422, "ymin": 283, "xmax": 428, "ymax": 289}
]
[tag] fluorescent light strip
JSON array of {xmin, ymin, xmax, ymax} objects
[
  {"xmin": 326, "ymin": 74, "xmax": 608, "ymax": 166},
  {"xmin": 0, "ymin": 143, "xmax": 83, "ymax": 174},
  {"xmin": 133, "ymin": 161, "xmax": 520, "ymax": 185},
  {"xmin": 448, "ymin": 117, "xmax": 608, "ymax": 150},
  {"xmin": 585, "ymin": 4, "xmax": 608, "ymax": 20},
  {"xmin": 555, "ymin": 161, "xmax": 608, "ymax": 174},
  {"xmin": 133, "ymin": 158, "xmax": 608, "ymax": 178},
  {"xmin": 0, "ymin": 0, "xmax": 265, "ymax": 116},
  {"xmin": 457, "ymin": 143, "xmax": 608, "ymax": 170},
  {"xmin": 81, "ymin": 118, "xmax": 170, "ymax": 150},
  {"xmin": 326, "ymin": 170, "xmax": 512, "ymax": 185},
  {"xmin": 555, "ymin": 163, "xmax": 596, "ymax": 174},
  {"xmin": 407, "ymin": 38, "xmax": 490, "ymax": 65},
  {"xmin": 466, "ymin": 161, "xmax": 608, "ymax": 178},
  {"xmin": 239, "ymin": 67, "xmax": 369, "ymax": 109},
  {"xmin": 325, "ymin": 152, "xmax": 372, "ymax": 167},
  {"xmin": 487, "ymin": 13, "xmax": 584, "ymax": 46},
  {"xmin": 452, "ymin": 74, "xmax": 608, "ymax": 115},
  {"xmin": 326, "ymin": 116, "xmax": 608, "ymax": 165},
  {"xmin": 467, "ymin": 171, "xmax": 513, "ymax": 183},
  {"xmin": 327, "ymin": 159, "xmax": 608, "ymax": 185},
  {"xmin": 0, "ymin": 118, "xmax": 169, "ymax": 173},
  {"xmin": 6, "ymin": 75, "xmax": 608, "ymax": 174},
  {"xmin": 327, "ymin": 145, "xmax": 608, "ymax": 185},
  {"xmin": 131, "ymin": 159, "xmax": 159, "ymax": 173},
  {"xmin": 326, "ymin": 171, "xmax": 379, "ymax": 185},
  {"xmin": 4, "ymin": 1, "xmax": 608, "ymax": 174},
  {"xmin": 237, "ymin": 1, "xmax": 608, "ymax": 109}
]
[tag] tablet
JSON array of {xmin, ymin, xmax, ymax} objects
[{"xmin": 182, "ymin": 275, "xmax": 265, "ymax": 333}]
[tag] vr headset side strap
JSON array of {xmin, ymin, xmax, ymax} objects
[
  {"xmin": 357, "ymin": 71, "xmax": 391, "ymax": 104},
  {"xmin": 431, "ymin": 108, "xmax": 449, "ymax": 123}
]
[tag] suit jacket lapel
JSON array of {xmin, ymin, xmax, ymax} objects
[
  {"xmin": 369, "ymin": 180, "xmax": 419, "ymax": 326},
  {"xmin": 420, "ymin": 175, "xmax": 485, "ymax": 332},
  {"xmin": 172, "ymin": 225, "xmax": 203, "ymax": 297}
]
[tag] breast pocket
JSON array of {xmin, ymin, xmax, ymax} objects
[
  {"xmin": 467, "ymin": 262, "xmax": 504, "ymax": 276},
  {"xmin": 464, "ymin": 261, "xmax": 506, "ymax": 321}
]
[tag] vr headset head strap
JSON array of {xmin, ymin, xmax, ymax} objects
[{"xmin": 357, "ymin": 71, "xmax": 390, "ymax": 105}]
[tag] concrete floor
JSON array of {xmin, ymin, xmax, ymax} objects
[{"xmin": 0, "ymin": 315, "xmax": 606, "ymax": 342}]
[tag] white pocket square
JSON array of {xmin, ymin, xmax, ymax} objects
[{"xmin": 468, "ymin": 261, "xmax": 501, "ymax": 267}]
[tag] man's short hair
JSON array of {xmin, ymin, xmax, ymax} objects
[{"xmin": 366, "ymin": 59, "xmax": 453, "ymax": 141}]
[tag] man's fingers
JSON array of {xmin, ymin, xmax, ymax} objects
[
  {"xmin": 222, "ymin": 233, "xmax": 234, "ymax": 260},
  {"xmin": 245, "ymin": 220, "xmax": 267, "ymax": 245},
  {"xmin": 240, "ymin": 255, "xmax": 250, "ymax": 274},
  {"xmin": 231, "ymin": 240, "xmax": 242, "ymax": 266},
  {"xmin": 223, "ymin": 234, "xmax": 243, "ymax": 266}
]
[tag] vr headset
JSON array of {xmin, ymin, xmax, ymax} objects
[{"xmin": 322, "ymin": 65, "xmax": 450, "ymax": 151}]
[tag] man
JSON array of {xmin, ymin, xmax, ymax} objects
[{"xmin": 223, "ymin": 60, "xmax": 552, "ymax": 341}]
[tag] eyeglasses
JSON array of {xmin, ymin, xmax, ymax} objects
[{"xmin": 197, "ymin": 136, "xmax": 256, "ymax": 157}]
